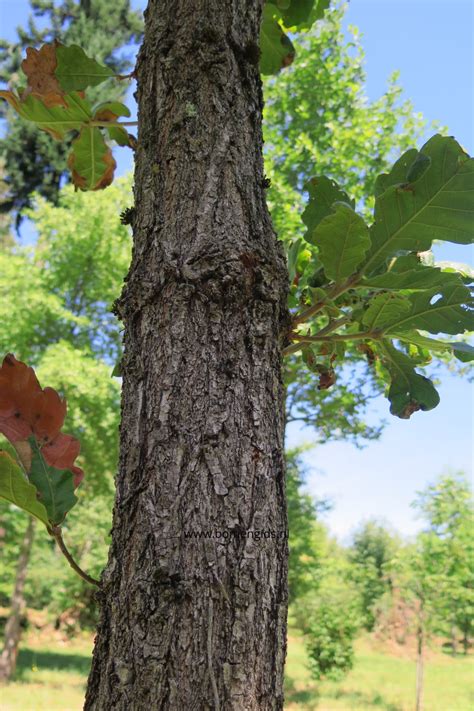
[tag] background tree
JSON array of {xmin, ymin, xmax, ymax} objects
[
  {"xmin": 293, "ymin": 520, "xmax": 361, "ymax": 684},
  {"xmin": 286, "ymin": 448, "xmax": 330, "ymax": 602},
  {"xmin": 0, "ymin": 178, "xmax": 131, "ymax": 679},
  {"xmin": 0, "ymin": 0, "xmax": 472, "ymax": 706},
  {"xmin": 413, "ymin": 474, "xmax": 474, "ymax": 655},
  {"xmin": 349, "ymin": 521, "xmax": 399, "ymax": 630}
]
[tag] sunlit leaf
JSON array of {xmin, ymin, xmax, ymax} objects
[
  {"xmin": 0, "ymin": 450, "xmax": 49, "ymax": 526},
  {"xmin": 311, "ymin": 203, "xmax": 370, "ymax": 282},
  {"xmin": 385, "ymin": 284, "xmax": 473, "ymax": 336},
  {"xmin": 362, "ymin": 293, "xmax": 411, "ymax": 331},
  {"xmin": 378, "ymin": 340, "xmax": 440, "ymax": 419},
  {"xmin": 55, "ymin": 44, "xmax": 114, "ymax": 92},
  {"xmin": 361, "ymin": 255, "xmax": 467, "ymax": 292},
  {"xmin": 364, "ymin": 135, "xmax": 474, "ymax": 274},
  {"xmin": 0, "ymin": 89, "xmax": 91, "ymax": 140},
  {"xmin": 302, "ymin": 176, "xmax": 354, "ymax": 244},
  {"xmin": 68, "ymin": 126, "xmax": 116, "ymax": 191}
]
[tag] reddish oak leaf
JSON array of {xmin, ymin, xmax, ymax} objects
[
  {"xmin": 0, "ymin": 354, "xmax": 41, "ymax": 441},
  {"xmin": 42, "ymin": 433, "xmax": 80, "ymax": 470},
  {"xmin": 30, "ymin": 386, "xmax": 67, "ymax": 443},
  {"xmin": 0, "ymin": 354, "xmax": 84, "ymax": 488},
  {"xmin": 21, "ymin": 42, "xmax": 66, "ymax": 106},
  {"xmin": 71, "ymin": 466, "xmax": 84, "ymax": 488}
]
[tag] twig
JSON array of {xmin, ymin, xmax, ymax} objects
[
  {"xmin": 89, "ymin": 120, "xmax": 138, "ymax": 128},
  {"xmin": 49, "ymin": 526, "xmax": 100, "ymax": 587},
  {"xmin": 291, "ymin": 330, "xmax": 378, "ymax": 344},
  {"xmin": 290, "ymin": 275, "xmax": 360, "ymax": 328}
]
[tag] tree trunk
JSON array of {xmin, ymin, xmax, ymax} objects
[
  {"xmin": 450, "ymin": 623, "xmax": 457, "ymax": 657},
  {"xmin": 85, "ymin": 1, "xmax": 289, "ymax": 709},
  {"xmin": 415, "ymin": 602, "xmax": 425, "ymax": 711},
  {"xmin": 0, "ymin": 516, "xmax": 35, "ymax": 682}
]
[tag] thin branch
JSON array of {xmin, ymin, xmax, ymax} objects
[
  {"xmin": 314, "ymin": 315, "xmax": 351, "ymax": 338},
  {"xmin": 89, "ymin": 120, "xmax": 138, "ymax": 128},
  {"xmin": 290, "ymin": 275, "xmax": 360, "ymax": 328},
  {"xmin": 283, "ymin": 316, "xmax": 353, "ymax": 357},
  {"xmin": 291, "ymin": 330, "xmax": 378, "ymax": 344},
  {"xmin": 49, "ymin": 526, "xmax": 100, "ymax": 587}
]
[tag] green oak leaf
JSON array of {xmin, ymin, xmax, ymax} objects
[
  {"xmin": 362, "ymin": 293, "xmax": 411, "ymax": 331},
  {"xmin": 287, "ymin": 238, "xmax": 304, "ymax": 283},
  {"xmin": 28, "ymin": 438, "xmax": 77, "ymax": 526},
  {"xmin": 68, "ymin": 126, "xmax": 116, "ymax": 191},
  {"xmin": 0, "ymin": 90, "xmax": 91, "ymax": 140},
  {"xmin": 272, "ymin": 0, "xmax": 315, "ymax": 28},
  {"xmin": 311, "ymin": 203, "xmax": 370, "ymax": 282},
  {"xmin": 92, "ymin": 101, "xmax": 131, "ymax": 119},
  {"xmin": 406, "ymin": 152, "xmax": 431, "ymax": 183},
  {"xmin": 361, "ymin": 255, "xmax": 467, "ymax": 292},
  {"xmin": 394, "ymin": 331, "xmax": 474, "ymax": 362},
  {"xmin": 435, "ymin": 260, "xmax": 474, "ymax": 281},
  {"xmin": 302, "ymin": 176, "xmax": 354, "ymax": 242},
  {"xmin": 384, "ymin": 284, "xmax": 473, "ymax": 336},
  {"xmin": 93, "ymin": 101, "xmax": 132, "ymax": 147},
  {"xmin": 374, "ymin": 148, "xmax": 418, "ymax": 197},
  {"xmin": 106, "ymin": 126, "xmax": 132, "ymax": 147},
  {"xmin": 308, "ymin": 0, "xmax": 330, "ymax": 24},
  {"xmin": 260, "ymin": 4, "xmax": 295, "ymax": 75},
  {"xmin": 363, "ymin": 135, "xmax": 474, "ymax": 274},
  {"xmin": 451, "ymin": 342, "xmax": 474, "ymax": 362},
  {"xmin": 0, "ymin": 450, "xmax": 49, "ymax": 526},
  {"xmin": 55, "ymin": 44, "xmax": 114, "ymax": 92},
  {"xmin": 379, "ymin": 340, "xmax": 440, "ymax": 419}
]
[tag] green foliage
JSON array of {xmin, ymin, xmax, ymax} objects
[
  {"xmin": 55, "ymin": 44, "xmax": 114, "ymax": 92},
  {"xmin": 27, "ymin": 176, "xmax": 132, "ymax": 362},
  {"xmin": 378, "ymin": 340, "xmax": 440, "ymax": 418},
  {"xmin": 0, "ymin": 450, "xmax": 49, "ymax": 525},
  {"xmin": 264, "ymin": 3, "xmax": 444, "ymax": 435},
  {"xmin": 0, "ymin": 0, "xmax": 142, "ymax": 217},
  {"xmin": 286, "ymin": 449, "xmax": 328, "ymax": 601},
  {"xmin": 27, "ymin": 437, "xmax": 77, "ymax": 526},
  {"xmin": 263, "ymin": 5, "xmax": 429, "ymax": 234},
  {"xmin": 287, "ymin": 134, "xmax": 473, "ymax": 419},
  {"xmin": 365, "ymin": 135, "xmax": 474, "ymax": 273},
  {"xmin": 348, "ymin": 521, "xmax": 399, "ymax": 630},
  {"xmin": 68, "ymin": 126, "xmax": 115, "ymax": 191},
  {"xmin": 1, "ymin": 42, "xmax": 129, "ymax": 191},
  {"xmin": 310, "ymin": 202, "xmax": 370, "ymax": 282},
  {"xmin": 260, "ymin": 5, "xmax": 295, "ymax": 76},
  {"xmin": 304, "ymin": 600, "xmax": 359, "ymax": 680},
  {"xmin": 260, "ymin": 1, "xmax": 330, "ymax": 76},
  {"xmin": 0, "ymin": 176, "xmax": 128, "ymax": 611},
  {"xmin": 0, "ymin": 90, "xmax": 91, "ymax": 140},
  {"xmin": 413, "ymin": 474, "xmax": 474, "ymax": 650}
]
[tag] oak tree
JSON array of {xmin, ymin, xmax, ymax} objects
[{"xmin": 0, "ymin": 1, "xmax": 473, "ymax": 708}]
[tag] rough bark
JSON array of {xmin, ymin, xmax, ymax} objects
[
  {"xmin": 85, "ymin": 1, "xmax": 289, "ymax": 709},
  {"xmin": 0, "ymin": 517, "xmax": 35, "ymax": 682}
]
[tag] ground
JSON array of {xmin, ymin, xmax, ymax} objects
[{"xmin": 1, "ymin": 626, "xmax": 473, "ymax": 710}]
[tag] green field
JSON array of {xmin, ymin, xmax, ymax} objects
[
  {"xmin": 285, "ymin": 633, "xmax": 474, "ymax": 711},
  {"xmin": 1, "ymin": 629, "xmax": 473, "ymax": 710}
]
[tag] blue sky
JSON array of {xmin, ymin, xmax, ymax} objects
[{"xmin": 1, "ymin": 0, "xmax": 472, "ymax": 541}]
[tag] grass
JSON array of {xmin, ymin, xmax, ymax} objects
[
  {"xmin": 285, "ymin": 631, "xmax": 474, "ymax": 711},
  {"xmin": 1, "ymin": 632, "xmax": 92, "ymax": 711},
  {"xmin": 1, "ymin": 628, "xmax": 473, "ymax": 710}
]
